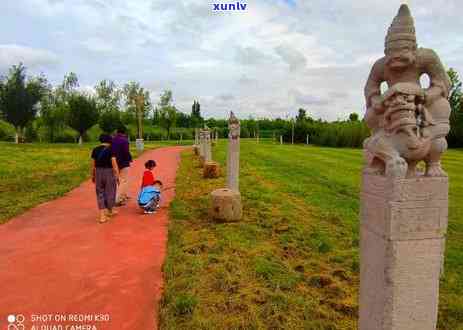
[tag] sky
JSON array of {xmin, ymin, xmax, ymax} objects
[{"xmin": 1, "ymin": 0, "xmax": 462, "ymax": 121}]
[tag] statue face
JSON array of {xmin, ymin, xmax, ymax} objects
[{"xmin": 385, "ymin": 45, "xmax": 417, "ymax": 70}]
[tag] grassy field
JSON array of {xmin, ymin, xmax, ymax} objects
[
  {"xmin": 0, "ymin": 140, "xmax": 191, "ymax": 224},
  {"xmin": 160, "ymin": 140, "xmax": 463, "ymax": 330}
]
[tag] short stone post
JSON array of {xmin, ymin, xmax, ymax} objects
[
  {"xmin": 306, "ymin": 134, "xmax": 309, "ymax": 145},
  {"xmin": 210, "ymin": 112, "xmax": 242, "ymax": 221},
  {"xmin": 280, "ymin": 135, "xmax": 283, "ymax": 145},
  {"xmin": 203, "ymin": 129, "xmax": 220, "ymax": 178}
]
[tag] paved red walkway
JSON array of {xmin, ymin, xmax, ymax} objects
[{"xmin": 0, "ymin": 146, "xmax": 185, "ymax": 330}]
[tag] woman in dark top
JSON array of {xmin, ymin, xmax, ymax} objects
[{"xmin": 91, "ymin": 134, "xmax": 120, "ymax": 223}]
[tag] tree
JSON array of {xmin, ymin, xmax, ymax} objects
[
  {"xmin": 38, "ymin": 72, "xmax": 80, "ymax": 142},
  {"xmin": 190, "ymin": 100, "xmax": 203, "ymax": 128},
  {"xmin": 296, "ymin": 108, "xmax": 307, "ymax": 122},
  {"xmin": 95, "ymin": 80, "xmax": 121, "ymax": 113},
  {"xmin": 349, "ymin": 113, "xmax": 359, "ymax": 122},
  {"xmin": 123, "ymin": 81, "xmax": 151, "ymax": 138},
  {"xmin": 99, "ymin": 110, "xmax": 124, "ymax": 134},
  {"xmin": 40, "ymin": 90, "xmax": 67, "ymax": 142},
  {"xmin": 67, "ymin": 94, "xmax": 99, "ymax": 144},
  {"xmin": 448, "ymin": 68, "xmax": 463, "ymax": 147},
  {"xmin": 158, "ymin": 90, "xmax": 177, "ymax": 139},
  {"xmin": 0, "ymin": 64, "xmax": 48, "ymax": 143}
]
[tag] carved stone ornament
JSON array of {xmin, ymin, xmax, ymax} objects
[{"xmin": 363, "ymin": 4, "xmax": 451, "ymax": 179}]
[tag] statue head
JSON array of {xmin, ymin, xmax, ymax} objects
[
  {"xmin": 228, "ymin": 111, "xmax": 240, "ymax": 139},
  {"xmin": 384, "ymin": 4, "xmax": 417, "ymax": 71}
]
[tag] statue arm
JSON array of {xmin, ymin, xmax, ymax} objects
[
  {"xmin": 420, "ymin": 49, "xmax": 451, "ymax": 103},
  {"xmin": 364, "ymin": 58, "xmax": 386, "ymax": 128}
]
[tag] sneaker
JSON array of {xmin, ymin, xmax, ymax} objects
[
  {"xmin": 144, "ymin": 209, "xmax": 156, "ymax": 214},
  {"xmin": 99, "ymin": 215, "xmax": 109, "ymax": 223}
]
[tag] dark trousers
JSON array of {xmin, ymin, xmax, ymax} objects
[{"xmin": 95, "ymin": 168, "xmax": 116, "ymax": 210}]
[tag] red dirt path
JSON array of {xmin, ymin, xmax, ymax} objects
[{"xmin": 0, "ymin": 146, "xmax": 186, "ymax": 330}]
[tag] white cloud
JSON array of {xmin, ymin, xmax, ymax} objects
[{"xmin": 0, "ymin": 44, "xmax": 59, "ymax": 71}]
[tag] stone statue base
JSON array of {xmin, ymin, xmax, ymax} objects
[
  {"xmin": 203, "ymin": 161, "xmax": 220, "ymax": 178},
  {"xmin": 360, "ymin": 174, "xmax": 448, "ymax": 330},
  {"xmin": 210, "ymin": 188, "xmax": 242, "ymax": 222}
]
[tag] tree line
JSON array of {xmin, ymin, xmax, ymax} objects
[{"xmin": 0, "ymin": 63, "xmax": 462, "ymax": 148}]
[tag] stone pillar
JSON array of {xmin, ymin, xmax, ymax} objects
[
  {"xmin": 280, "ymin": 135, "xmax": 283, "ymax": 145},
  {"xmin": 204, "ymin": 130, "xmax": 212, "ymax": 162},
  {"xmin": 360, "ymin": 174, "xmax": 448, "ymax": 330},
  {"xmin": 199, "ymin": 129, "xmax": 206, "ymax": 163},
  {"xmin": 211, "ymin": 112, "xmax": 242, "ymax": 221},
  {"xmin": 227, "ymin": 116, "xmax": 240, "ymax": 192}
]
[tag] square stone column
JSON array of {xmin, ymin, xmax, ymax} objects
[{"xmin": 360, "ymin": 174, "xmax": 448, "ymax": 330}]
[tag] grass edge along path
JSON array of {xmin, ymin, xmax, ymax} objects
[
  {"xmin": 160, "ymin": 140, "xmax": 463, "ymax": 330},
  {"xmin": 0, "ymin": 141, "xmax": 192, "ymax": 224}
]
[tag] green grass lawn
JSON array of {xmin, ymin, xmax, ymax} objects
[
  {"xmin": 0, "ymin": 140, "xmax": 192, "ymax": 224},
  {"xmin": 161, "ymin": 140, "xmax": 463, "ymax": 330}
]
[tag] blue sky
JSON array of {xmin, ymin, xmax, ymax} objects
[{"xmin": 1, "ymin": 0, "xmax": 462, "ymax": 121}]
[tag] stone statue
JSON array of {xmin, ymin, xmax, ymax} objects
[
  {"xmin": 363, "ymin": 4, "xmax": 451, "ymax": 178},
  {"xmin": 228, "ymin": 111, "xmax": 240, "ymax": 140}
]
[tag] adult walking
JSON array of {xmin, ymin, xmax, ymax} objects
[
  {"xmin": 112, "ymin": 126, "xmax": 133, "ymax": 206},
  {"xmin": 91, "ymin": 134, "xmax": 120, "ymax": 223}
]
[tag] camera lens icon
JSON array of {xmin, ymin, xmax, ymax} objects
[{"xmin": 7, "ymin": 314, "xmax": 25, "ymax": 330}]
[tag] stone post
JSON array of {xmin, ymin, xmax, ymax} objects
[
  {"xmin": 203, "ymin": 129, "xmax": 220, "ymax": 178},
  {"xmin": 210, "ymin": 112, "xmax": 242, "ymax": 221},
  {"xmin": 227, "ymin": 114, "xmax": 240, "ymax": 192},
  {"xmin": 280, "ymin": 135, "xmax": 283, "ymax": 145},
  {"xmin": 204, "ymin": 129, "xmax": 212, "ymax": 162},
  {"xmin": 199, "ymin": 129, "xmax": 206, "ymax": 163},
  {"xmin": 306, "ymin": 134, "xmax": 309, "ymax": 145},
  {"xmin": 360, "ymin": 175, "xmax": 448, "ymax": 330}
]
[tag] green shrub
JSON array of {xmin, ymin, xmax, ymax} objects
[
  {"xmin": 0, "ymin": 120, "xmax": 15, "ymax": 141},
  {"xmin": 174, "ymin": 294, "xmax": 198, "ymax": 316}
]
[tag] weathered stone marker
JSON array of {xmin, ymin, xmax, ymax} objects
[
  {"xmin": 360, "ymin": 4, "xmax": 450, "ymax": 330},
  {"xmin": 204, "ymin": 129, "xmax": 212, "ymax": 162},
  {"xmin": 210, "ymin": 112, "xmax": 242, "ymax": 221},
  {"xmin": 193, "ymin": 128, "xmax": 200, "ymax": 155},
  {"xmin": 203, "ymin": 128, "xmax": 220, "ymax": 178},
  {"xmin": 199, "ymin": 129, "xmax": 206, "ymax": 164},
  {"xmin": 227, "ymin": 112, "xmax": 240, "ymax": 192}
]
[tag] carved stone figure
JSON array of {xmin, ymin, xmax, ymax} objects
[{"xmin": 364, "ymin": 4, "xmax": 451, "ymax": 178}]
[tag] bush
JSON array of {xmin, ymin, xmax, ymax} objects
[
  {"xmin": 281, "ymin": 120, "xmax": 370, "ymax": 148},
  {"xmin": 0, "ymin": 120, "xmax": 15, "ymax": 141}
]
